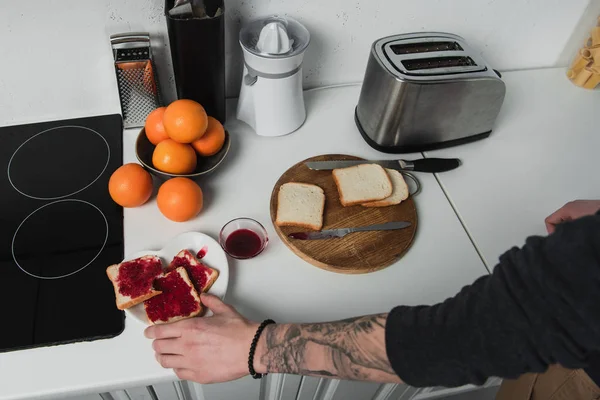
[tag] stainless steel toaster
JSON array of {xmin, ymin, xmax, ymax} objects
[{"xmin": 355, "ymin": 32, "xmax": 506, "ymax": 153}]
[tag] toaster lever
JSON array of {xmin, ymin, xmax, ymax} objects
[{"xmin": 399, "ymin": 158, "xmax": 461, "ymax": 173}]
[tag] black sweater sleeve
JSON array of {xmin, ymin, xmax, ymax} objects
[{"xmin": 385, "ymin": 211, "xmax": 600, "ymax": 388}]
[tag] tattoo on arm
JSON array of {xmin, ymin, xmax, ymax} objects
[{"xmin": 259, "ymin": 314, "xmax": 401, "ymax": 382}]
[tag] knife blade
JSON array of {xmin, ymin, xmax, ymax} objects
[
  {"xmin": 288, "ymin": 221, "xmax": 412, "ymax": 240},
  {"xmin": 305, "ymin": 158, "xmax": 461, "ymax": 173}
]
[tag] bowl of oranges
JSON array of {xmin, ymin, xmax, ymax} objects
[{"xmin": 136, "ymin": 99, "xmax": 230, "ymax": 182}]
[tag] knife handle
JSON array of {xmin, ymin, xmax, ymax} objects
[{"xmin": 410, "ymin": 158, "xmax": 461, "ymax": 173}]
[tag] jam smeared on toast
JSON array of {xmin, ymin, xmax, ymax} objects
[
  {"xmin": 117, "ymin": 257, "xmax": 163, "ymax": 298},
  {"xmin": 171, "ymin": 253, "xmax": 212, "ymax": 292},
  {"xmin": 196, "ymin": 246, "xmax": 208, "ymax": 259},
  {"xmin": 145, "ymin": 268, "xmax": 200, "ymax": 323}
]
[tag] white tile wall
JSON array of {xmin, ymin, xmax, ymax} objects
[
  {"xmin": 106, "ymin": 0, "xmax": 600, "ymax": 98},
  {"xmin": 1, "ymin": 0, "xmax": 600, "ymax": 122}
]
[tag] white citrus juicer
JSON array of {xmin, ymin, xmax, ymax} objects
[{"xmin": 236, "ymin": 16, "xmax": 310, "ymax": 137}]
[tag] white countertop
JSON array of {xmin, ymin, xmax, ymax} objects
[
  {"xmin": 428, "ymin": 67, "xmax": 600, "ymax": 268},
  {"xmin": 0, "ymin": 85, "xmax": 487, "ymax": 400}
]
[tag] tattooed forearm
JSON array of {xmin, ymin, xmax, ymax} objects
[{"xmin": 256, "ymin": 314, "xmax": 401, "ymax": 383}]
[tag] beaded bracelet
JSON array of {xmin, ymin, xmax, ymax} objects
[{"xmin": 248, "ymin": 319, "xmax": 276, "ymax": 379}]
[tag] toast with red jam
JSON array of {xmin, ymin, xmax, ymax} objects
[
  {"xmin": 167, "ymin": 250, "xmax": 219, "ymax": 294},
  {"xmin": 106, "ymin": 255, "xmax": 163, "ymax": 310},
  {"xmin": 144, "ymin": 267, "xmax": 202, "ymax": 325}
]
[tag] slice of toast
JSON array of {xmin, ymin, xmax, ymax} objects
[
  {"xmin": 332, "ymin": 164, "xmax": 393, "ymax": 207},
  {"xmin": 168, "ymin": 250, "xmax": 219, "ymax": 294},
  {"xmin": 362, "ymin": 169, "xmax": 409, "ymax": 207},
  {"xmin": 276, "ymin": 182, "xmax": 325, "ymax": 231},
  {"xmin": 144, "ymin": 267, "xmax": 202, "ymax": 325},
  {"xmin": 106, "ymin": 255, "xmax": 163, "ymax": 310}
]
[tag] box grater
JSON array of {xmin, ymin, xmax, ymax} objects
[
  {"xmin": 355, "ymin": 32, "xmax": 505, "ymax": 153},
  {"xmin": 111, "ymin": 32, "xmax": 162, "ymax": 129}
]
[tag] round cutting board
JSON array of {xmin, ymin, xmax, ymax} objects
[{"xmin": 270, "ymin": 154, "xmax": 418, "ymax": 274}]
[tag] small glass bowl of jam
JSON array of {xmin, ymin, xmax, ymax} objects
[{"xmin": 219, "ymin": 218, "xmax": 268, "ymax": 259}]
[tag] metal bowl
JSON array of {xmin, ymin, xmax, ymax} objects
[{"xmin": 135, "ymin": 128, "xmax": 231, "ymax": 182}]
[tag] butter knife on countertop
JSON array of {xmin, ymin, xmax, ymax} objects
[
  {"xmin": 305, "ymin": 158, "xmax": 460, "ymax": 173},
  {"xmin": 288, "ymin": 221, "xmax": 411, "ymax": 240}
]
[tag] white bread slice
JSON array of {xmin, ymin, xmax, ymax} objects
[
  {"xmin": 362, "ymin": 169, "xmax": 409, "ymax": 207},
  {"xmin": 144, "ymin": 267, "xmax": 202, "ymax": 325},
  {"xmin": 332, "ymin": 164, "xmax": 393, "ymax": 207},
  {"xmin": 106, "ymin": 255, "xmax": 163, "ymax": 310},
  {"xmin": 276, "ymin": 182, "xmax": 325, "ymax": 231},
  {"xmin": 168, "ymin": 249, "xmax": 220, "ymax": 294}
]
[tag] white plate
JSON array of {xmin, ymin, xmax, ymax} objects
[{"xmin": 123, "ymin": 231, "xmax": 229, "ymax": 325}]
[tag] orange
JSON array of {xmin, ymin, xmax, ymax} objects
[
  {"xmin": 163, "ymin": 99, "xmax": 208, "ymax": 144},
  {"xmin": 191, "ymin": 116, "xmax": 226, "ymax": 156},
  {"xmin": 152, "ymin": 139, "xmax": 197, "ymax": 174},
  {"xmin": 145, "ymin": 107, "xmax": 169, "ymax": 145},
  {"xmin": 157, "ymin": 177, "xmax": 203, "ymax": 222},
  {"xmin": 108, "ymin": 163, "xmax": 153, "ymax": 208}
]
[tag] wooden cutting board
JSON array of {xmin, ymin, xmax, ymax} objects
[{"xmin": 270, "ymin": 154, "xmax": 418, "ymax": 274}]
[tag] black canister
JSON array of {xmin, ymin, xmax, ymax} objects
[{"xmin": 164, "ymin": 0, "xmax": 226, "ymax": 123}]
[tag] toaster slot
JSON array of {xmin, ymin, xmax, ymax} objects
[
  {"xmin": 377, "ymin": 34, "xmax": 491, "ymax": 78},
  {"xmin": 402, "ymin": 56, "xmax": 476, "ymax": 71},
  {"xmin": 390, "ymin": 41, "xmax": 463, "ymax": 55}
]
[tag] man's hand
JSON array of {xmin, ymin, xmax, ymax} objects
[
  {"xmin": 544, "ymin": 200, "xmax": 600, "ymax": 234},
  {"xmin": 145, "ymin": 294, "xmax": 399, "ymax": 384},
  {"xmin": 145, "ymin": 293, "xmax": 259, "ymax": 384}
]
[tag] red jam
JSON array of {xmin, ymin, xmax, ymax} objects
[
  {"xmin": 144, "ymin": 269, "xmax": 200, "ymax": 323},
  {"xmin": 171, "ymin": 254, "xmax": 211, "ymax": 292},
  {"xmin": 225, "ymin": 229, "xmax": 263, "ymax": 258},
  {"xmin": 196, "ymin": 246, "xmax": 208, "ymax": 259},
  {"xmin": 116, "ymin": 257, "xmax": 162, "ymax": 298}
]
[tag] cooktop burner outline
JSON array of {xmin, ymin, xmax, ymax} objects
[
  {"xmin": 11, "ymin": 199, "xmax": 109, "ymax": 280},
  {"xmin": 7, "ymin": 125, "xmax": 111, "ymax": 201}
]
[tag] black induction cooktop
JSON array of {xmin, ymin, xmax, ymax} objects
[{"xmin": 0, "ymin": 114, "xmax": 125, "ymax": 352}]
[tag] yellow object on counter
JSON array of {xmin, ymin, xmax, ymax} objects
[
  {"xmin": 593, "ymin": 27, "xmax": 600, "ymax": 47},
  {"xmin": 581, "ymin": 48, "xmax": 593, "ymax": 59},
  {"xmin": 590, "ymin": 47, "xmax": 600, "ymax": 63},
  {"xmin": 572, "ymin": 67, "xmax": 594, "ymax": 86},
  {"xmin": 572, "ymin": 49, "xmax": 592, "ymax": 72},
  {"xmin": 583, "ymin": 67, "xmax": 600, "ymax": 89},
  {"xmin": 567, "ymin": 16, "xmax": 600, "ymax": 89}
]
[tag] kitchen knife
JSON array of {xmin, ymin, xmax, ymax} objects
[
  {"xmin": 305, "ymin": 158, "xmax": 460, "ymax": 173},
  {"xmin": 288, "ymin": 221, "xmax": 412, "ymax": 240}
]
